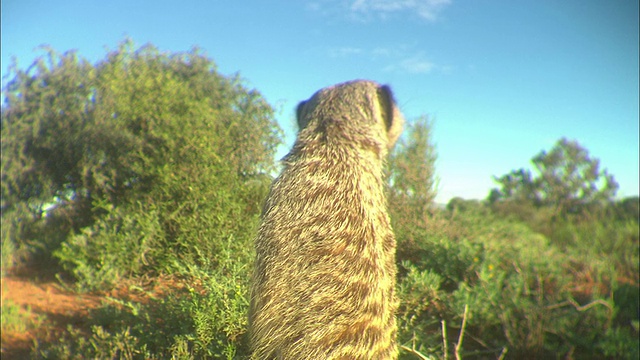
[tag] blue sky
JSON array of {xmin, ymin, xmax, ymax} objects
[{"xmin": 2, "ymin": 0, "xmax": 638, "ymax": 203}]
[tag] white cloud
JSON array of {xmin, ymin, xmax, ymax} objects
[
  {"xmin": 400, "ymin": 56, "xmax": 436, "ymax": 73},
  {"xmin": 328, "ymin": 47, "xmax": 364, "ymax": 58},
  {"xmin": 306, "ymin": 2, "xmax": 322, "ymax": 11},
  {"xmin": 383, "ymin": 51, "xmax": 449, "ymax": 75},
  {"xmin": 325, "ymin": 45, "xmax": 452, "ymax": 75},
  {"xmin": 349, "ymin": 0, "xmax": 452, "ymax": 21},
  {"xmin": 306, "ymin": 0, "xmax": 452, "ymax": 22},
  {"xmin": 372, "ymin": 47, "xmax": 392, "ymax": 57}
]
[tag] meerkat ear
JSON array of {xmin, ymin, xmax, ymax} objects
[
  {"xmin": 379, "ymin": 85, "xmax": 394, "ymax": 125},
  {"xmin": 378, "ymin": 85, "xmax": 404, "ymax": 148},
  {"xmin": 296, "ymin": 100, "xmax": 309, "ymax": 130}
]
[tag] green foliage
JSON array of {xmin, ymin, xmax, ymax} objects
[
  {"xmin": 53, "ymin": 199, "xmax": 162, "ymax": 291},
  {"xmin": 2, "ymin": 38, "xmax": 270, "ymax": 358},
  {"xmin": 2, "ymin": 39, "xmax": 281, "ymax": 287},
  {"xmin": 598, "ymin": 326, "xmax": 640, "ymax": 360},
  {"xmin": 1, "ymin": 227, "xmax": 16, "ymax": 277},
  {"xmin": 168, "ymin": 267, "xmax": 250, "ymax": 359},
  {"xmin": 36, "ymin": 324, "xmax": 151, "ymax": 360},
  {"xmin": 611, "ymin": 196, "xmax": 640, "ymax": 222},
  {"xmin": 2, "ymin": 47, "xmax": 95, "ymax": 213},
  {"xmin": 36, "ymin": 252, "xmax": 251, "ymax": 359},
  {"xmin": 395, "ymin": 202, "xmax": 637, "ymax": 359},
  {"xmin": 1, "ymin": 298, "xmax": 44, "ymax": 333},
  {"xmin": 2, "ymin": 41, "xmax": 280, "ymax": 214},
  {"xmin": 531, "ymin": 138, "xmax": 618, "ymax": 206},
  {"xmin": 391, "ymin": 129, "xmax": 636, "ymax": 358},
  {"xmin": 397, "ymin": 261, "xmax": 446, "ymax": 358},
  {"xmin": 490, "ymin": 138, "xmax": 619, "ymax": 218},
  {"xmin": 388, "ymin": 115, "xmax": 438, "ymax": 224}
]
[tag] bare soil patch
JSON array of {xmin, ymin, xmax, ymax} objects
[
  {"xmin": 1, "ymin": 269, "xmax": 103, "ymax": 359},
  {"xmin": 1, "ymin": 266, "xmax": 178, "ymax": 359}
]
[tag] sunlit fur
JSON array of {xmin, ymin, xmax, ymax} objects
[{"xmin": 249, "ymin": 80, "xmax": 404, "ymax": 359}]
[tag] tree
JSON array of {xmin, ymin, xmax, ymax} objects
[
  {"xmin": 610, "ymin": 196, "xmax": 640, "ymax": 222},
  {"xmin": 490, "ymin": 138, "xmax": 619, "ymax": 217},
  {"xmin": 387, "ymin": 115, "xmax": 438, "ymax": 223},
  {"xmin": 385, "ymin": 116, "xmax": 438, "ymax": 269},
  {"xmin": 1, "ymin": 39, "xmax": 282, "ymax": 284}
]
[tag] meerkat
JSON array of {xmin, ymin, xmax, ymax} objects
[{"xmin": 248, "ymin": 80, "xmax": 404, "ymax": 359}]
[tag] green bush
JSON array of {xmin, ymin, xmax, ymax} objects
[
  {"xmin": 1, "ymin": 298, "xmax": 45, "ymax": 333},
  {"xmin": 35, "ymin": 256, "xmax": 250, "ymax": 359},
  {"xmin": 2, "ymin": 39, "xmax": 281, "ymax": 288},
  {"xmin": 53, "ymin": 200, "xmax": 161, "ymax": 291},
  {"xmin": 395, "ymin": 202, "xmax": 636, "ymax": 359}
]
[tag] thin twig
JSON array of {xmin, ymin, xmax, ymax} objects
[
  {"xmin": 461, "ymin": 330, "xmax": 489, "ymax": 349},
  {"xmin": 455, "ymin": 304, "xmax": 469, "ymax": 360},
  {"xmin": 497, "ymin": 347, "xmax": 508, "ymax": 360},
  {"xmin": 546, "ymin": 298, "xmax": 612, "ymax": 312},
  {"xmin": 458, "ymin": 348, "xmax": 509, "ymax": 357},
  {"xmin": 442, "ymin": 320, "xmax": 448, "ymax": 360},
  {"xmin": 399, "ymin": 345, "xmax": 432, "ymax": 360}
]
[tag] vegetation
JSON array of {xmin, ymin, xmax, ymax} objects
[
  {"xmin": 489, "ymin": 138, "xmax": 619, "ymax": 223},
  {"xmin": 2, "ymin": 40, "xmax": 638, "ymax": 359},
  {"xmin": 1, "ymin": 297, "xmax": 44, "ymax": 333}
]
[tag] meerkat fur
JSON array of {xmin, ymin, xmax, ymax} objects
[{"xmin": 248, "ymin": 80, "xmax": 404, "ymax": 359}]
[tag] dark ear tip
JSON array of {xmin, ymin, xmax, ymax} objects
[
  {"xmin": 296, "ymin": 101, "xmax": 307, "ymax": 129},
  {"xmin": 378, "ymin": 84, "xmax": 396, "ymax": 131},
  {"xmin": 380, "ymin": 85, "xmax": 395, "ymax": 103}
]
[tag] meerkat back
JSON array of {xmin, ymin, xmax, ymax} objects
[{"xmin": 249, "ymin": 80, "xmax": 404, "ymax": 360}]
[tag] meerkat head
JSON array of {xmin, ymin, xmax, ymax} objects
[{"xmin": 296, "ymin": 80, "xmax": 405, "ymax": 151}]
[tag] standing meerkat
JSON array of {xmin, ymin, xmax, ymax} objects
[{"xmin": 248, "ymin": 80, "xmax": 404, "ymax": 359}]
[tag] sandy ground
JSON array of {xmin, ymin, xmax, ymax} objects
[
  {"xmin": 1, "ymin": 271, "xmax": 102, "ymax": 359},
  {"xmin": 1, "ymin": 268, "xmax": 181, "ymax": 359}
]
